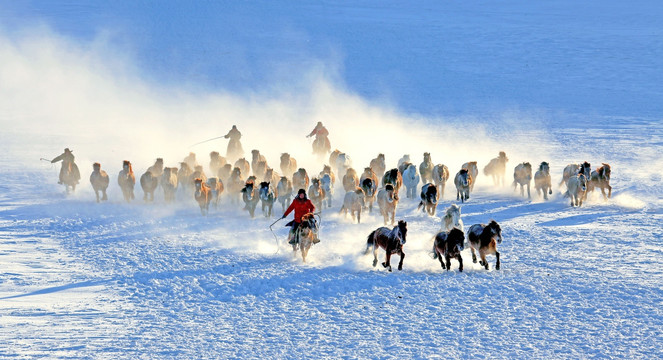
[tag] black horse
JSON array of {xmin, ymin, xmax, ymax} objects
[
  {"xmin": 364, "ymin": 220, "xmax": 407, "ymax": 272},
  {"xmin": 433, "ymin": 228, "xmax": 465, "ymax": 272}
]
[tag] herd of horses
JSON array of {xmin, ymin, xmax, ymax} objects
[{"xmin": 56, "ymin": 147, "xmax": 612, "ymax": 270}]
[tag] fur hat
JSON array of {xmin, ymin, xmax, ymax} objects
[{"xmin": 297, "ymin": 188, "xmax": 306, "ymax": 195}]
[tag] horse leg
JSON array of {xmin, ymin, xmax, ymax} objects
[
  {"xmin": 445, "ymin": 255, "xmax": 451, "ymax": 272},
  {"xmin": 383, "ymin": 252, "xmax": 392, "ymax": 272},
  {"xmin": 437, "ymin": 250, "xmax": 445, "ymax": 268},
  {"xmin": 372, "ymin": 244, "xmax": 378, "ymax": 267},
  {"xmin": 471, "ymin": 247, "xmax": 477, "ymax": 263},
  {"xmin": 102, "ymin": 190, "xmax": 108, "ymax": 201},
  {"xmin": 607, "ymin": 184, "xmax": 612, "ymax": 198},
  {"xmin": 456, "ymin": 189, "xmax": 460, "ymax": 201},
  {"xmin": 457, "ymin": 255, "xmax": 463, "ymax": 272},
  {"xmin": 495, "ymin": 251, "xmax": 500, "ymax": 270},
  {"xmin": 480, "ymin": 249, "xmax": 489, "ymax": 270},
  {"xmin": 600, "ymin": 186, "xmax": 608, "ymax": 201},
  {"xmin": 95, "ymin": 190, "xmax": 100, "ymax": 203},
  {"xmin": 398, "ymin": 250, "xmax": 404, "ymax": 271},
  {"xmin": 357, "ymin": 210, "xmax": 361, "ymax": 224}
]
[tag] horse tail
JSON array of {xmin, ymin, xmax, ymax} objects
[{"xmin": 364, "ymin": 230, "xmax": 376, "ymax": 254}]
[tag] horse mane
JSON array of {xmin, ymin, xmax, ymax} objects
[
  {"xmin": 122, "ymin": 160, "xmax": 133, "ymax": 173},
  {"xmin": 361, "ymin": 178, "xmax": 372, "ymax": 188},
  {"xmin": 385, "ymin": 184, "xmax": 394, "ymax": 191},
  {"xmin": 448, "ymin": 228, "xmax": 464, "ymax": 243},
  {"xmin": 539, "ymin": 162, "xmax": 549, "ymax": 171},
  {"xmin": 459, "ymin": 168, "xmax": 468, "ymax": 175},
  {"xmin": 387, "ymin": 168, "xmax": 398, "ymax": 178},
  {"xmin": 259, "ymin": 181, "xmax": 269, "ymax": 188}
]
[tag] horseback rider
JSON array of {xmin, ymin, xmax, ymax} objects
[
  {"xmin": 282, "ymin": 189, "xmax": 320, "ymax": 245},
  {"xmin": 51, "ymin": 148, "xmax": 80, "ymax": 185},
  {"xmin": 307, "ymin": 121, "xmax": 330, "ymax": 155},
  {"xmin": 224, "ymin": 125, "xmax": 244, "ymax": 160}
]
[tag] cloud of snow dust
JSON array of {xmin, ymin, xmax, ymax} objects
[{"xmin": 0, "ymin": 25, "xmax": 559, "ymax": 189}]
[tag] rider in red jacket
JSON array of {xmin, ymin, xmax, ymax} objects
[{"xmin": 282, "ymin": 189, "xmax": 319, "ymax": 244}]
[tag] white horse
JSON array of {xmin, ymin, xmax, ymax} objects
[
  {"xmin": 335, "ymin": 153, "xmax": 352, "ymax": 179},
  {"xmin": 560, "ymin": 161, "xmax": 591, "ymax": 188},
  {"xmin": 402, "ymin": 163, "xmax": 420, "ymax": 199},
  {"xmin": 377, "ymin": 184, "xmax": 399, "ymax": 225},
  {"xmin": 566, "ymin": 173, "xmax": 588, "ymax": 207},
  {"xmin": 441, "ymin": 204, "xmax": 463, "ymax": 232},
  {"xmin": 319, "ymin": 173, "xmax": 334, "ymax": 208},
  {"xmin": 534, "ymin": 162, "xmax": 552, "ymax": 200},
  {"xmin": 340, "ymin": 188, "xmax": 366, "ymax": 224}
]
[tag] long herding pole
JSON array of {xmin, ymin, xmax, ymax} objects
[
  {"xmin": 189, "ymin": 135, "xmax": 226, "ymax": 148},
  {"xmin": 269, "ymin": 217, "xmax": 283, "ymax": 254}
]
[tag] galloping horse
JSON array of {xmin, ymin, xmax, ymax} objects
[
  {"xmin": 161, "ymin": 167, "xmax": 178, "ymax": 203},
  {"xmin": 382, "ymin": 168, "xmax": 403, "ymax": 195},
  {"xmin": 560, "ymin": 161, "xmax": 591, "ymax": 188},
  {"xmin": 377, "ymin": 184, "xmax": 399, "ymax": 225},
  {"xmin": 118, "ymin": 160, "xmax": 136, "ymax": 203},
  {"xmin": 194, "ymin": 178, "xmax": 211, "ymax": 216},
  {"xmin": 251, "ymin": 150, "xmax": 267, "ymax": 176},
  {"xmin": 468, "ymin": 220, "xmax": 503, "ymax": 270},
  {"xmin": 227, "ymin": 167, "xmax": 245, "ymax": 205},
  {"xmin": 308, "ymin": 178, "xmax": 326, "ymax": 211},
  {"xmin": 442, "ymin": 204, "xmax": 463, "ymax": 232},
  {"xmin": 512, "ymin": 162, "xmax": 532, "ymax": 199},
  {"xmin": 417, "ymin": 183, "xmax": 438, "ymax": 216},
  {"xmin": 89, "ymin": 162, "xmax": 109, "ymax": 202},
  {"xmin": 431, "ymin": 164, "xmax": 449, "ymax": 199},
  {"xmin": 364, "ymin": 220, "xmax": 408, "ymax": 272},
  {"xmin": 209, "ymin": 151, "xmax": 226, "ymax": 176},
  {"xmin": 342, "ymin": 168, "xmax": 359, "ymax": 192},
  {"xmin": 402, "ymin": 163, "xmax": 420, "ymax": 199},
  {"xmin": 534, "ymin": 162, "xmax": 553, "ymax": 200},
  {"xmin": 419, "ymin": 152, "xmax": 434, "ymax": 185},
  {"xmin": 140, "ymin": 170, "xmax": 159, "ymax": 202},
  {"xmin": 234, "ymin": 158, "xmax": 251, "ymax": 178},
  {"xmin": 241, "ymin": 181, "xmax": 260, "ymax": 218},
  {"xmin": 340, "ymin": 188, "xmax": 365, "ymax": 224},
  {"xmin": 320, "ymin": 173, "xmax": 334, "ymax": 208},
  {"xmin": 433, "ymin": 228, "xmax": 465, "ymax": 272},
  {"xmin": 370, "ymin": 153, "xmax": 386, "ymax": 184},
  {"xmin": 293, "ymin": 213, "xmax": 317, "ymax": 263},
  {"xmin": 483, "ymin": 151, "xmax": 509, "ymax": 187},
  {"xmin": 454, "ymin": 169, "xmax": 472, "ymax": 203},
  {"xmin": 588, "ymin": 163, "xmax": 612, "ymax": 200},
  {"xmin": 207, "ymin": 177, "xmax": 224, "ymax": 208},
  {"xmin": 280, "ymin": 153, "xmax": 298, "ymax": 179},
  {"xmin": 292, "ymin": 168, "xmax": 310, "ymax": 192},
  {"xmin": 461, "ymin": 161, "xmax": 479, "ymax": 191},
  {"xmin": 259, "ymin": 181, "xmax": 276, "ymax": 217},
  {"xmin": 276, "ymin": 176, "xmax": 293, "ymax": 212},
  {"xmin": 566, "ymin": 173, "xmax": 588, "ymax": 207}
]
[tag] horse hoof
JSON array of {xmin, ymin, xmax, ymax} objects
[{"xmin": 372, "ymin": 260, "xmax": 378, "ymax": 267}]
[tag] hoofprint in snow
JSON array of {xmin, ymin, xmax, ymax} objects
[{"xmin": 2, "ymin": 120, "xmax": 662, "ymax": 358}]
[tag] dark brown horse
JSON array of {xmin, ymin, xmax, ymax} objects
[
  {"xmin": 433, "ymin": 228, "xmax": 465, "ymax": 272},
  {"xmin": 467, "ymin": 220, "xmax": 503, "ymax": 270},
  {"xmin": 364, "ymin": 220, "xmax": 407, "ymax": 272},
  {"xmin": 382, "ymin": 168, "xmax": 403, "ymax": 195},
  {"xmin": 417, "ymin": 183, "xmax": 438, "ymax": 216}
]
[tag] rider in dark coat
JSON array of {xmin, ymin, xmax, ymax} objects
[
  {"xmin": 51, "ymin": 148, "xmax": 80, "ymax": 185},
  {"xmin": 224, "ymin": 125, "xmax": 244, "ymax": 160},
  {"xmin": 282, "ymin": 189, "xmax": 319, "ymax": 244}
]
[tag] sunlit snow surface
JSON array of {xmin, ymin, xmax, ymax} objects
[{"xmin": 1, "ymin": 1, "xmax": 662, "ymax": 358}]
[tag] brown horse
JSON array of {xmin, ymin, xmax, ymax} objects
[
  {"xmin": 461, "ymin": 161, "xmax": 479, "ymax": 191},
  {"xmin": 207, "ymin": 177, "xmax": 224, "ymax": 208},
  {"xmin": 419, "ymin": 152, "xmax": 434, "ymax": 185},
  {"xmin": 209, "ymin": 151, "xmax": 227, "ymax": 176},
  {"xmin": 512, "ymin": 162, "xmax": 532, "ymax": 199},
  {"xmin": 89, "ymin": 162, "xmax": 109, "ymax": 203},
  {"xmin": 431, "ymin": 164, "xmax": 450, "ymax": 199},
  {"xmin": 251, "ymin": 149, "xmax": 267, "ymax": 174},
  {"xmin": 382, "ymin": 168, "xmax": 403, "ymax": 195},
  {"xmin": 468, "ymin": 220, "xmax": 503, "ymax": 270},
  {"xmin": 292, "ymin": 168, "xmax": 309, "ymax": 192},
  {"xmin": 140, "ymin": 170, "xmax": 159, "ymax": 202},
  {"xmin": 433, "ymin": 228, "xmax": 465, "ymax": 272},
  {"xmin": 370, "ymin": 153, "xmax": 386, "ymax": 184},
  {"xmin": 364, "ymin": 220, "xmax": 407, "ymax": 272},
  {"xmin": 117, "ymin": 160, "xmax": 136, "ymax": 203},
  {"xmin": 194, "ymin": 178, "xmax": 211, "ymax": 216},
  {"xmin": 280, "ymin": 153, "xmax": 298, "ymax": 178},
  {"xmin": 342, "ymin": 168, "xmax": 359, "ymax": 192},
  {"xmin": 234, "ymin": 158, "xmax": 251, "ymax": 178},
  {"xmin": 588, "ymin": 163, "xmax": 612, "ymax": 200},
  {"xmin": 377, "ymin": 184, "xmax": 399, "ymax": 225}
]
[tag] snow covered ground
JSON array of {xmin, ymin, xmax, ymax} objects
[{"xmin": 1, "ymin": 1, "xmax": 663, "ymax": 359}]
